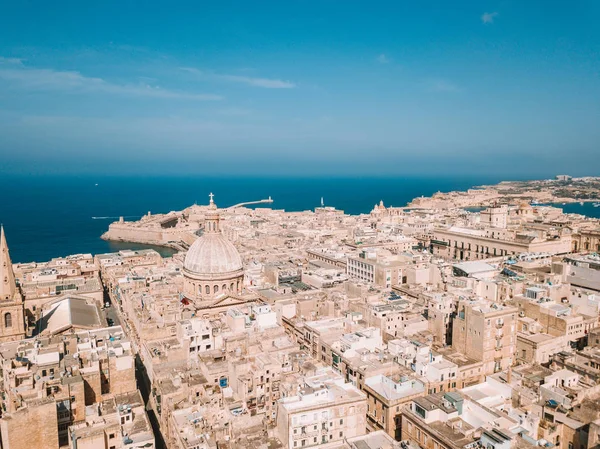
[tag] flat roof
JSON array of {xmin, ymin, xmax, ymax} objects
[{"xmin": 453, "ymin": 261, "xmax": 497, "ymax": 274}]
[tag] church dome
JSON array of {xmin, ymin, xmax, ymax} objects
[
  {"xmin": 184, "ymin": 234, "xmax": 243, "ymax": 275},
  {"xmin": 519, "ymin": 201, "xmax": 533, "ymax": 210}
]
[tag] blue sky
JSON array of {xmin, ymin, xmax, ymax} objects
[{"xmin": 0, "ymin": 1, "xmax": 599, "ymax": 176}]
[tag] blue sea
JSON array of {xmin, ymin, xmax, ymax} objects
[{"xmin": 1, "ymin": 174, "xmax": 599, "ymax": 263}]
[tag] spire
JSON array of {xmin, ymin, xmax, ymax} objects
[
  {"xmin": 205, "ymin": 193, "xmax": 220, "ymax": 234},
  {"xmin": 0, "ymin": 226, "xmax": 17, "ymax": 301}
]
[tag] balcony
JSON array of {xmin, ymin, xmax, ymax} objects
[{"xmin": 294, "ymin": 430, "xmax": 320, "ymax": 440}]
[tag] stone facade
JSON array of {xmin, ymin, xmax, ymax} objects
[{"xmin": 0, "ymin": 226, "xmax": 26, "ymax": 342}]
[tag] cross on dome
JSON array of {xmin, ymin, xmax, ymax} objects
[{"xmin": 209, "ymin": 192, "xmax": 214, "ymax": 203}]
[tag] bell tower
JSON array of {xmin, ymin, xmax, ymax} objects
[
  {"xmin": 204, "ymin": 192, "xmax": 221, "ymax": 234},
  {"xmin": 0, "ymin": 226, "xmax": 26, "ymax": 341}
]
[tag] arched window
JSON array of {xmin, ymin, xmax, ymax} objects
[
  {"xmin": 205, "ymin": 285, "xmax": 210, "ymax": 294},
  {"xmin": 214, "ymin": 285, "xmax": 219, "ymax": 294},
  {"xmin": 222, "ymin": 284, "xmax": 227, "ymax": 292},
  {"xmin": 4, "ymin": 313, "xmax": 12, "ymax": 328},
  {"xmin": 230, "ymin": 282, "xmax": 234, "ymax": 291}
]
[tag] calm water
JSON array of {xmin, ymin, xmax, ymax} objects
[
  {"xmin": 545, "ymin": 202, "xmax": 600, "ymax": 217},
  {"xmin": 1, "ymin": 174, "xmax": 598, "ymax": 263}
]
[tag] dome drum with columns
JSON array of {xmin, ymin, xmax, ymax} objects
[{"xmin": 182, "ymin": 194, "xmax": 244, "ymax": 302}]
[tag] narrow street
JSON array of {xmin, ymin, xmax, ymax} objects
[{"xmin": 103, "ymin": 284, "xmax": 166, "ymax": 449}]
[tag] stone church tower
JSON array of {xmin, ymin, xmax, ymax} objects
[{"xmin": 0, "ymin": 226, "xmax": 26, "ymax": 341}]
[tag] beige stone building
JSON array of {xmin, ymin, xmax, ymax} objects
[
  {"xmin": 346, "ymin": 253, "xmax": 408, "ymax": 288},
  {"xmin": 362, "ymin": 374, "xmax": 425, "ymax": 439},
  {"xmin": 68, "ymin": 391, "xmax": 154, "ymax": 449},
  {"xmin": 516, "ymin": 332, "xmax": 569, "ymax": 365},
  {"xmin": 514, "ymin": 293, "xmax": 597, "ymax": 343},
  {"xmin": 431, "ymin": 221, "xmax": 572, "ymax": 261},
  {"xmin": 13, "ymin": 253, "xmax": 102, "ymax": 328},
  {"xmin": 0, "ymin": 397, "xmax": 59, "ymax": 449},
  {"xmin": 276, "ymin": 370, "xmax": 367, "ymax": 448},
  {"xmin": 571, "ymin": 227, "xmax": 600, "ymax": 252},
  {"xmin": 0, "ymin": 326, "xmax": 138, "ymax": 448},
  {"xmin": 452, "ymin": 300, "xmax": 518, "ymax": 375}
]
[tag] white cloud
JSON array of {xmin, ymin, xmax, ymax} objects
[
  {"xmin": 481, "ymin": 12, "xmax": 499, "ymax": 24},
  {"xmin": 181, "ymin": 67, "xmax": 296, "ymax": 89},
  {"xmin": 376, "ymin": 54, "xmax": 390, "ymax": 64},
  {"xmin": 0, "ymin": 59, "xmax": 222, "ymax": 100}
]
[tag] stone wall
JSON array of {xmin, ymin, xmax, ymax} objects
[{"xmin": 0, "ymin": 398, "xmax": 59, "ymax": 449}]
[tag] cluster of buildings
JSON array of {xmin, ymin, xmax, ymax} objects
[{"xmin": 1, "ymin": 185, "xmax": 600, "ymax": 449}]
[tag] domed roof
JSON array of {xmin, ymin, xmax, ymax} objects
[
  {"xmin": 519, "ymin": 201, "xmax": 533, "ymax": 209},
  {"xmin": 184, "ymin": 234, "xmax": 243, "ymax": 275}
]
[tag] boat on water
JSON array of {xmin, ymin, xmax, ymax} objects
[
  {"xmin": 579, "ymin": 201, "xmax": 584, "ymax": 205},
  {"xmin": 594, "ymin": 202, "xmax": 600, "ymax": 207}
]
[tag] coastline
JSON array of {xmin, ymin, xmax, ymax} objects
[{"xmin": 101, "ymin": 176, "xmax": 600, "ymax": 251}]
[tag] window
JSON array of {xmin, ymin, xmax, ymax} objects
[
  {"xmin": 4, "ymin": 313, "xmax": 11, "ymax": 328},
  {"xmin": 414, "ymin": 404, "xmax": 427, "ymax": 418},
  {"xmin": 109, "ymin": 433, "xmax": 115, "ymax": 439}
]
